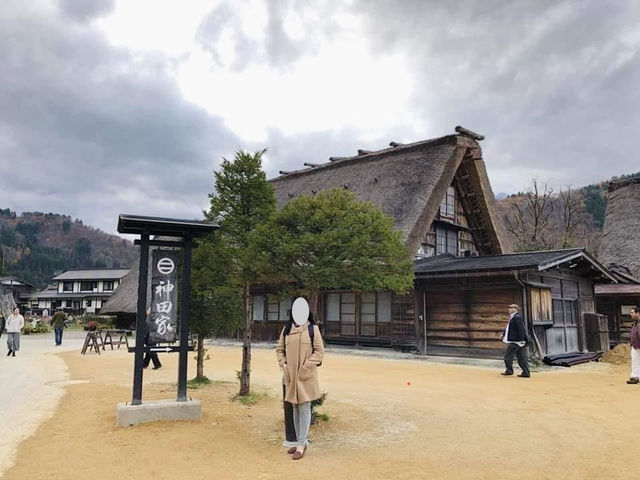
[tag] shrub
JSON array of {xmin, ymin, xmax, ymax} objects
[
  {"xmin": 31, "ymin": 323, "xmax": 50, "ymax": 334},
  {"xmin": 81, "ymin": 315, "xmax": 115, "ymax": 330},
  {"xmin": 22, "ymin": 322, "xmax": 50, "ymax": 335},
  {"xmin": 311, "ymin": 392, "xmax": 328, "ymax": 424}
]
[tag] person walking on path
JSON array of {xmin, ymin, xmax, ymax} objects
[
  {"xmin": 51, "ymin": 308, "xmax": 67, "ymax": 346},
  {"xmin": 6, "ymin": 307, "xmax": 24, "ymax": 357},
  {"xmin": 500, "ymin": 304, "xmax": 530, "ymax": 378},
  {"xmin": 143, "ymin": 307, "xmax": 162, "ymax": 370},
  {"xmin": 276, "ymin": 298, "xmax": 324, "ymax": 460},
  {"xmin": 626, "ymin": 306, "xmax": 640, "ymax": 384}
]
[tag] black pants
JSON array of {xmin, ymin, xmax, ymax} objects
[
  {"xmin": 504, "ymin": 343, "xmax": 530, "ymax": 376},
  {"xmin": 143, "ymin": 351, "xmax": 161, "ymax": 368},
  {"xmin": 283, "ymin": 384, "xmax": 297, "ymax": 443}
]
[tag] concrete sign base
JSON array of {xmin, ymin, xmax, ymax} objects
[{"xmin": 116, "ymin": 399, "xmax": 201, "ymax": 427}]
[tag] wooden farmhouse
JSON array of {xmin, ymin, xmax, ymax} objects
[
  {"xmin": 249, "ymin": 127, "xmax": 616, "ymax": 357},
  {"xmin": 30, "ymin": 268, "xmax": 130, "ymax": 315},
  {"xmin": 596, "ymin": 177, "xmax": 640, "ymax": 346}
]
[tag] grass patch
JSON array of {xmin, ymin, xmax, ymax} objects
[
  {"xmin": 187, "ymin": 376, "xmax": 212, "ymax": 389},
  {"xmin": 314, "ymin": 413, "xmax": 330, "ymax": 422},
  {"xmin": 233, "ymin": 391, "xmax": 267, "ymax": 406}
]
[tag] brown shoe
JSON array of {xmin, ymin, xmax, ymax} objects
[
  {"xmin": 626, "ymin": 377, "xmax": 639, "ymax": 384},
  {"xmin": 292, "ymin": 446, "xmax": 306, "ymax": 460},
  {"xmin": 287, "ymin": 447, "xmax": 297, "ymax": 454}
]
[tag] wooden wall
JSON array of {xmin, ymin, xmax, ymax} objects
[
  {"xmin": 528, "ymin": 270, "xmax": 594, "ymax": 354},
  {"xmin": 420, "ymin": 269, "xmax": 598, "ymax": 357},
  {"xmin": 421, "ymin": 276, "xmax": 520, "ymax": 355}
]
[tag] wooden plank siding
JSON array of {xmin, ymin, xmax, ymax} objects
[
  {"xmin": 423, "ymin": 278, "xmax": 520, "ymax": 352},
  {"xmin": 530, "ymin": 270, "xmax": 585, "ymax": 354},
  {"xmin": 419, "ymin": 269, "xmax": 599, "ymax": 357}
]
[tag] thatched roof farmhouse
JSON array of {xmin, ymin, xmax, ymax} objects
[
  {"xmin": 107, "ymin": 127, "xmax": 616, "ymax": 358},
  {"xmin": 595, "ymin": 177, "xmax": 640, "ymax": 346},
  {"xmin": 599, "ymin": 177, "xmax": 640, "ymax": 279}
]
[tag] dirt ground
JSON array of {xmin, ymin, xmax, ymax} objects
[{"xmin": 4, "ymin": 345, "xmax": 639, "ymax": 480}]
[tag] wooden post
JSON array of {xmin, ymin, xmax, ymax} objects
[
  {"xmin": 177, "ymin": 235, "xmax": 192, "ymax": 402},
  {"xmin": 132, "ymin": 233, "xmax": 149, "ymax": 405}
]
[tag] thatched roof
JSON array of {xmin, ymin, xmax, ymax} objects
[
  {"xmin": 599, "ymin": 177, "xmax": 640, "ymax": 279},
  {"xmin": 270, "ymin": 129, "xmax": 508, "ymax": 256},
  {"xmin": 100, "ymin": 258, "xmax": 140, "ymax": 315}
]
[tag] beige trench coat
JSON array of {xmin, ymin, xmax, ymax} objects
[{"xmin": 276, "ymin": 323, "xmax": 325, "ymax": 404}]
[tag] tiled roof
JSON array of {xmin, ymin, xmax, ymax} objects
[
  {"xmin": 52, "ymin": 269, "xmax": 130, "ymax": 281},
  {"xmin": 414, "ymin": 248, "xmax": 614, "ymax": 282}
]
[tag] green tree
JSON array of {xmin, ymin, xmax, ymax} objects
[
  {"xmin": 0, "ymin": 225, "xmax": 17, "ymax": 247},
  {"xmin": 190, "ymin": 233, "xmax": 243, "ymax": 380},
  {"xmin": 73, "ymin": 237, "xmax": 92, "ymax": 265},
  {"xmin": 250, "ymin": 188, "xmax": 414, "ymax": 318},
  {"xmin": 206, "ymin": 149, "xmax": 275, "ymax": 396}
]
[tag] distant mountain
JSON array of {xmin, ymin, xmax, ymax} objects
[{"xmin": 0, "ymin": 209, "xmax": 138, "ymax": 287}]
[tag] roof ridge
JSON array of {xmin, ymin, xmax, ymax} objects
[{"xmin": 271, "ymin": 134, "xmax": 464, "ymax": 182}]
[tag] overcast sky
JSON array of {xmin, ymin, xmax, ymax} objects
[{"xmin": 1, "ymin": 0, "xmax": 638, "ymax": 235}]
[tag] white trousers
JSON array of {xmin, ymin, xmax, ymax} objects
[{"xmin": 631, "ymin": 347, "xmax": 640, "ymax": 378}]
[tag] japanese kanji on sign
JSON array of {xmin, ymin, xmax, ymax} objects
[{"xmin": 150, "ymin": 250, "xmax": 179, "ymax": 343}]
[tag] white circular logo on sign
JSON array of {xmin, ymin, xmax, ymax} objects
[{"xmin": 157, "ymin": 257, "xmax": 175, "ymax": 275}]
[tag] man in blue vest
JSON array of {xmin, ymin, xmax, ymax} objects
[{"xmin": 501, "ymin": 304, "xmax": 530, "ymax": 378}]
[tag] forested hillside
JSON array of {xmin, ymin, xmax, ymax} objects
[
  {"xmin": 0, "ymin": 209, "xmax": 137, "ymax": 286},
  {"xmin": 496, "ymin": 171, "xmax": 640, "ymax": 255}
]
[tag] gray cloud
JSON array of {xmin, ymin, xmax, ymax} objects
[
  {"xmin": 194, "ymin": 0, "xmax": 640, "ymax": 194},
  {"xmin": 196, "ymin": 0, "xmax": 347, "ymax": 71},
  {"xmin": 58, "ymin": 0, "xmax": 115, "ymax": 21},
  {"xmin": 0, "ymin": 4, "xmax": 238, "ymax": 234},
  {"xmin": 351, "ymin": 0, "xmax": 640, "ymax": 191},
  {"xmin": 2, "ymin": 0, "xmax": 639, "ymax": 237}
]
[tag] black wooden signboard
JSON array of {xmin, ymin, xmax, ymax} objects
[{"xmin": 150, "ymin": 250, "xmax": 179, "ymax": 343}]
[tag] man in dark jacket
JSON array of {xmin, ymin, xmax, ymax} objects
[
  {"xmin": 51, "ymin": 308, "xmax": 67, "ymax": 346},
  {"xmin": 143, "ymin": 307, "xmax": 162, "ymax": 370},
  {"xmin": 501, "ymin": 304, "xmax": 530, "ymax": 378}
]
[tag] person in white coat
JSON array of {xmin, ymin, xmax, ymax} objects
[{"xmin": 6, "ymin": 307, "xmax": 24, "ymax": 357}]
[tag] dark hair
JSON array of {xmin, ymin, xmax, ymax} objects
[
  {"xmin": 283, "ymin": 311, "xmax": 314, "ymax": 336},
  {"xmin": 632, "ymin": 306, "xmax": 640, "ymax": 314}
]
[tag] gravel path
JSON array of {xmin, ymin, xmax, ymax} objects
[{"xmin": 0, "ymin": 331, "xmax": 85, "ymax": 477}]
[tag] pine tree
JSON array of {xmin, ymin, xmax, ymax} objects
[{"xmin": 206, "ymin": 150, "xmax": 275, "ymax": 396}]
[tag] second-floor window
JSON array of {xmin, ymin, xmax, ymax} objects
[
  {"xmin": 103, "ymin": 281, "xmax": 114, "ymax": 291},
  {"xmin": 62, "ymin": 281, "xmax": 73, "ymax": 292},
  {"xmin": 440, "ymin": 186, "xmax": 456, "ymax": 218},
  {"xmin": 80, "ymin": 281, "xmax": 95, "ymax": 292}
]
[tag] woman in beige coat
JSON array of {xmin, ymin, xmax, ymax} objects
[{"xmin": 276, "ymin": 312, "xmax": 324, "ymax": 460}]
